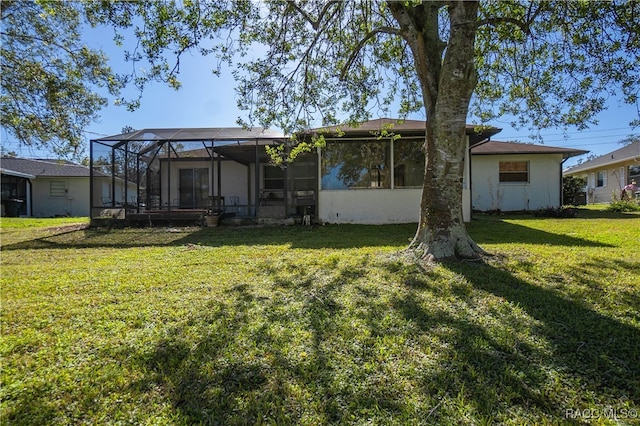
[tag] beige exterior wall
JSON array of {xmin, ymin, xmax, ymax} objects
[{"xmin": 569, "ymin": 160, "xmax": 638, "ymax": 203}]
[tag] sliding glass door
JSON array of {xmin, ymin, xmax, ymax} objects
[{"xmin": 179, "ymin": 168, "xmax": 209, "ymax": 209}]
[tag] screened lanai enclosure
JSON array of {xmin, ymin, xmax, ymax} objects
[{"xmin": 90, "ymin": 128, "xmax": 318, "ymax": 225}]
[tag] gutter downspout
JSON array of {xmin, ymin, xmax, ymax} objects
[
  {"xmin": 90, "ymin": 140, "xmax": 94, "ymax": 219},
  {"xmin": 561, "ymin": 157, "xmax": 569, "ymax": 206},
  {"xmin": 467, "ymin": 136, "xmax": 490, "ymax": 222},
  {"xmin": 27, "ymin": 179, "xmax": 33, "ymax": 217},
  {"xmin": 254, "ymin": 139, "xmax": 260, "ymax": 217}
]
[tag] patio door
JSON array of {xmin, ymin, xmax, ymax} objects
[{"xmin": 179, "ymin": 168, "xmax": 209, "ymax": 209}]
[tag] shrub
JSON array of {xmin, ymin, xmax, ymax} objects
[
  {"xmin": 533, "ymin": 206, "xmax": 578, "ymax": 218},
  {"xmin": 563, "ymin": 176, "xmax": 587, "ymax": 205},
  {"xmin": 607, "ymin": 200, "xmax": 640, "ymax": 212}
]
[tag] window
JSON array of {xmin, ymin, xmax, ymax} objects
[
  {"xmin": 394, "ymin": 139, "xmax": 424, "ymax": 187},
  {"xmin": 596, "ymin": 170, "xmax": 607, "ymax": 187},
  {"xmin": 264, "ymin": 165, "xmax": 285, "ymax": 190},
  {"xmin": 289, "ymin": 155, "xmax": 317, "ymax": 191},
  {"xmin": 629, "ymin": 165, "xmax": 640, "ymax": 184},
  {"xmin": 178, "ymin": 168, "xmax": 209, "ymax": 208},
  {"xmin": 499, "ymin": 162, "xmax": 529, "ymax": 183},
  {"xmin": 50, "ymin": 180, "xmax": 66, "ymax": 197},
  {"xmin": 321, "ymin": 140, "xmax": 390, "ymax": 189}
]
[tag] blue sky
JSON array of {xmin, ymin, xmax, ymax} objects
[{"xmin": 2, "ymin": 25, "xmax": 638, "ymax": 168}]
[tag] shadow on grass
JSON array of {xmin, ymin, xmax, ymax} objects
[
  {"xmin": 0, "ymin": 218, "xmax": 612, "ymax": 252},
  {"xmin": 6, "ymin": 248, "xmax": 637, "ymax": 424},
  {"xmin": 473, "ymin": 209, "xmax": 640, "ymax": 221},
  {"xmin": 0, "ymin": 223, "xmax": 417, "ymax": 252},
  {"xmin": 443, "ymin": 260, "xmax": 640, "ymax": 410},
  {"xmin": 469, "ymin": 219, "xmax": 614, "ymax": 247},
  {"xmin": 123, "ymin": 257, "xmax": 638, "ymax": 424},
  {"xmin": 134, "ymin": 259, "xmax": 362, "ymax": 424}
]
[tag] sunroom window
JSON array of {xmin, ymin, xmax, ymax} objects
[
  {"xmin": 321, "ymin": 141, "xmax": 390, "ymax": 189},
  {"xmin": 393, "ymin": 139, "xmax": 424, "ymax": 187}
]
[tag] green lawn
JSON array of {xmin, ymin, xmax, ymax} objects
[{"xmin": 1, "ymin": 209, "xmax": 639, "ymax": 425}]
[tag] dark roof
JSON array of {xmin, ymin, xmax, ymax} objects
[
  {"xmin": 151, "ymin": 139, "xmax": 279, "ymax": 166},
  {"xmin": 0, "ymin": 157, "xmax": 90, "ymax": 177},
  {"xmin": 307, "ymin": 118, "xmax": 502, "ymax": 145},
  {"xmin": 471, "ymin": 140, "xmax": 588, "ymax": 159},
  {"xmin": 564, "ymin": 140, "xmax": 640, "ymax": 173}
]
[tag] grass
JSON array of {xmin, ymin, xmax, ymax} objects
[{"xmin": 1, "ymin": 208, "xmax": 639, "ymax": 425}]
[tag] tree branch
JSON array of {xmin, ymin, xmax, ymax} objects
[
  {"xmin": 480, "ymin": 15, "xmax": 526, "ymax": 30},
  {"xmin": 287, "ymin": 0, "xmax": 341, "ymax": 30},
  {"xmin": 477, "ymin": 2, "xmax": 545, "ymax": 36},
  {"xmin": 340, "ymin": 26, "xmax": 402, "ymax": 81}
]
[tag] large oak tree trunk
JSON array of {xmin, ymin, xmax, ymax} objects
[{"xmin": 390, "ymin": 1, "xmax": 484, "ymax": 260}]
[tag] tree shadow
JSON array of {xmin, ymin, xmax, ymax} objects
[
  {"xmin": 0, "ymin": 223, "xmax": 417, "ymax": 252},
  {"xmin": 111, "ymin": 252, "xmax": 639, "ymax": 424},
  {"xmin": 1, "ymin": 218, "xmax": 612, "ymax": 252},
  {"xmin": 120, "ymin": 252, "xmax": 458, "ymax": 424},
  {"xmin": 5, "ymin": 222, "xmax": 637, "ymax": 423},
  {"xmin": 433, "ymin": 259, "xmax": 640, "ymax": 417},
  {"xmin": 469, "ymin": 219, "xmax": 614, "ymax": 247}
]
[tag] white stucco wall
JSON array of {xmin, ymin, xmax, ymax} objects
[
  {"xmin": 318, "ymin": 189, "xmax": 422, "ymax": 224},
  {"xmin": 32, "ymin": 177, "xmax": 90, "ymax": 217},
  {"xmin": 471, "ymin": 154, "xmax": 562, "ymax": 212}
]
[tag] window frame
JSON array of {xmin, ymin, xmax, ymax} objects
[
  {"xmin": 49, "ymin": 180, "xmax": 67, "ymax": 197},
  {"xmin": 498, "ymin": 161, "xmax": 529, "ymax": 183},
  {"xmin": 321, "ymin": 140, "xmax": 391, "ymax": 190},
  {"xmin": 393, "ymin": 138, "xmax": 425, "ymax": 188},
  {"xmin": 596, "ymin": 170, "xmax": 607, "ymax": 188}
]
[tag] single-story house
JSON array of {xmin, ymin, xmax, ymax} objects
[
  {"xmin": 470, "ymin": 140, "xmax": 588, "ymax": 212},
  {"xmin": 88, "ymin": 119, "xmax": 587, "ymax": 225},
  {"xmin": 563, "ymin": 140, "xmax": 640, "ymax": 203},
  {"xmin": 1, "ymin": 157, "xmax": 94, "ymax": 217}
]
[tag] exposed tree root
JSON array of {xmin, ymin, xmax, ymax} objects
[{"xmin": 407, "ymin": 234, "xmax": 492, "ymax": 264}]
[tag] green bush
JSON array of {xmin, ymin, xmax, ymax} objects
[
  {"xmin": 562, "ymin": 175, "xmax": 587, "ymax": 205},
  {"xmin": 607, "ymin": 200, "xmax": 640, "ymax": 212},
  {"xmin": 533, "ymin": 206, "xmax": 578, "ymax": 218}
]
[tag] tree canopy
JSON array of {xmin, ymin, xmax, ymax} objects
[
  {"xmin": 1, "ymin": 0, "xmax": 120, "ymax": 157},
  {"xmin": 4, "ymin": 1, "xmax": 637, "ymax": 151}
]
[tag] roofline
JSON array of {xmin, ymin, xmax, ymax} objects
[
  {"xmin": 565, "ymin": 155, "xmax": 640, "ymax": 174},
  {"xmin": 93, "ymin": 127, "xmax": 286, "ymax": 142},
  {"xmin": 471, "ymin": 146, "xmax": 589, "ymax": 158},
  {"xmin": 0, "ymin": 168, "xmax": 37, "ymax": 179}
]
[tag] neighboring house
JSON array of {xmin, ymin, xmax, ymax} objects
[
  {"xmin": 470, "ymin": 141, "xmax": 588, "ymax": 212},
  {"xmin": 88, "ymin": 119, "xmax": 587, "ymax": 225},
  {"xmin": 1, "ymin": 157, "xmax": 92, "ymax": 217},
  {"xmin": 563, "ymin": 140, "xmax": 640, "ymax": 203}
]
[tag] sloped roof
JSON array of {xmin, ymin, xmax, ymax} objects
[
  {"xmin": 0, "ymin": 158, "xmax": 90, "ymax": 178},
  {"xmin": 471, "ymin": 140, "xmax": 588, "ymax": 159},
  {"xmin": 564, "ymin": 140, "xmax": 640, "ymax": 174},
  {"xmin": 93, "ymin": 127, "xmax": 285, "ymax": 144},
  {"xmin": 308, "ymin": 118, "xmax": 502, "ymax": 145}
]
